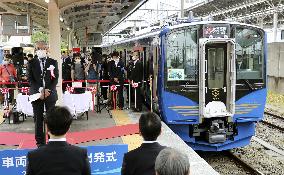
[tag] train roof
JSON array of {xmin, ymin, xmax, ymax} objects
[{"xmin": 101, "ymin": 21, "xmax": 263, "ymax": 47}]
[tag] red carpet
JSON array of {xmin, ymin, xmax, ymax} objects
[{"xmin": 0, "ymin": 123, "xmax": 139, "ymax": 149}]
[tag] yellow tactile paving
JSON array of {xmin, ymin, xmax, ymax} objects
[
  {"xmin": 0, "ymin": 110, "xmax": 4, "ymax": 124},
  {"xmin": 111, "ymin": 110, "xmax": 142, "ymax": 151}
]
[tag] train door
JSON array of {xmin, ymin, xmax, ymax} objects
[
  {"xmin": 199, "ymin": 39, "xmax": 236, "ymax": 119},
  {"xmin": 205, "ymin": 44, "xmax": 227, "ymax": 104}
]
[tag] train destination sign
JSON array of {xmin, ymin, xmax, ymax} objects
[{"xmin": 203, "ymin": 24, "xmax": 230, "ymax": 38}]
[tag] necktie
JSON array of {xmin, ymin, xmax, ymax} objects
[{"xmin": 41, "ymin": 58, "xmax": 45, "ymax": 72}]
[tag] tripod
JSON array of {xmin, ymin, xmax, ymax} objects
[{"xmin": 91, "ymin": 82, "xmax": 112, "ymax": 118}]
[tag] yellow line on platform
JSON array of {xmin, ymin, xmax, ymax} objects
[
  {"xmin": 0, "ymin": 110, "xmax": 4, "ymax": 124},
  {"xmin": 111, "ymin": 110, "xmax": 142, "ymax": 151}
]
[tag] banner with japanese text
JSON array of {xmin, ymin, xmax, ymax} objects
[{"xmin": 0, "ymin": 144, "xmax": 128, "ymax": 175}]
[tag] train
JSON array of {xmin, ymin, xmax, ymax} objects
[{"xmin": 102, "ymin": 20, "xmax": 267, "ymax": 151}]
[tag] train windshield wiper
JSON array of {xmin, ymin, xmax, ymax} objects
[{"xmin": 243, "ymin": 79, "xmax": 254, "ymax": 91}]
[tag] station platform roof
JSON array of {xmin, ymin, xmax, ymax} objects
[
  {"xmin": 0, "ymin": 0, "xmax": 147, "ymax": 44},
  {"xmin": 186, "ymin": 0, "xmax": 284, "ymax": 28}
]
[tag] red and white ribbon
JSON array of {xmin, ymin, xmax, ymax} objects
[
  {"xmin": 66, "ymin": 85, "xmax": 74, "ymax": 93},
  {"xmin": 132, "ymin": 82, "xmax": 138, "ymax": 88},
  {"xmin": 0, "ymin": 88, "xmax": 9, "ymax": 94},
  {"xmin": 110, "ymin": 85, "xmax": 117, "ymax": 91},
  {"xmin": 88, "ymin": 86, "xmax": 97, "ymax": 93},
  {"xmin": 21, "ymin": 87, "xmax": 30, "ymax": 95},
  {"xmin": 47, "ymin": 65, "xmax": 56, "ymax": 79},
  {"xmin": 88, "ymin": 87, "xmax": 97, "ymax": 111}
]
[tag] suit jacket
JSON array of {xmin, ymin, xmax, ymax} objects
[
  {"xmin": 109, "ymin": 60, "xmax": 125, "ymax": 84},
  {"xmin": 62, "ymin": 57, "xmax": 72, "ymax": 80},
  {"xmin": 28, "ymin": 57, "xmax": 59, "ymax": 102},
  {"xmin": 26, "ymin": 141, "xmax": 91, "ymax": 175},
  {"xmin": 130, "ymin": 60, "xmax": 143, "ymax": 83},
  {"xmin": 121, "ymin": 142, "xmax": 166, "ymax": 175}
]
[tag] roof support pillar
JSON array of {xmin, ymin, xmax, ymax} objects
[
  {"xmin": 258, "ymin": 17, "xmax": 264, "ymax": 28},
  {"xmin": 273, "ymin": 12, "xmax": 278, "ymax": 42},
  {"xmin": 181, "ymin": 0, "xmax": 184, "ymax": 18},
  {"xmin": 68, "ymin": 30, "xmax": 73, "ymax": 50},
  {"xmin": 48, "ymin": 0, "xmax": 62, "ymax": 104}
]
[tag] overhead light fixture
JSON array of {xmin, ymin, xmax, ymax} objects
[
  {"xmin": 67, "ymin": 27, "xmax": 70, "ymax": 30},
  {"xmin": 45, "ymin": 0, "xmax": 49, "ymax": 3}
]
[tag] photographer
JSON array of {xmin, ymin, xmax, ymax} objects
[{"xmin": 0, "ymin": 54, "xmax": 17, "ymax": 103}]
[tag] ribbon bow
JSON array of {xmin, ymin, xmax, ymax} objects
[
  {"xmin": 132, "ymin": 82, "xmax": 139, "ymax": 88},
  {"xmin": 66, "ymin": 85, "xmax": 74, "ymax": 93},
  {"xmin": 88, "ymin": 87, "xmax": 97, "ymax": 93},
  {"xmin": 47, "ymin": 65, "xmax": 56, "ymax": 79},
  {"xmin": 0, "ymin": 88, "xmax": 9, "ymax": 94},
  {"xmin": 21, "ymin": 87, "xmax": 30, "ymax": 94},
  {"xmin": 110, "ymin": 85, "xmax": 117, "ymax": 91}
]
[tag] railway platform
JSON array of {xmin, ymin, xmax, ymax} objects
[{"xmin": 0, "ymin": 108, "xmax": 218, "ymax": 175}]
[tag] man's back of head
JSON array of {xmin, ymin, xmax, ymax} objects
[
  {"xmin": 139, "ymin": 112, "xmax": 161, "ymax": 141},
  {"xmin": 155, "ymin": 148, "xmax": 190, "ymax": 175},
  {"xmin": 45, "ymin": 106, "xmax": 73, "ymax": 137}
]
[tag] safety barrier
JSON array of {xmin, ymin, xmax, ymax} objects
[{"xmin": 0, "ymin": 78, "xmax": 154, "ymax": 121}]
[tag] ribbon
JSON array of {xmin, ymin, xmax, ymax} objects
[
  {"xmin": 88, "ymin": 86, "xmax": 97, "ymax": 93},
  {"xmin": 132, "ymin": 82, "xmax": 139, "ymax": 88},
  {"xmin": 0, "ymin": 88, "xmax": 9, "ymax": 94},
  {"xmin": 47, "ymin": 65, "xmax": 56, "ymax": 79},
  {"xmin": 21, "ymin": 87, "xmax": 30, "ymax": 95},
  {"xmin": 88, "ymin": 87, "xmax": 97, "ymax": 111},
  {"xmin": 50, "ymin": 70, "xmax": 55, "ymax": 79},
  {"xmin": 110, "ymin": 85, "xmax": 117, "ymax": 91},
  {"xmin": 66, "ymin": 85, "xmax": 74, "ymax": 93}
]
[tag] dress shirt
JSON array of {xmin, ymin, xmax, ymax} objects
[{"xmin": 49, "ymin": 138, "xmax": 67, "ymax": 142}]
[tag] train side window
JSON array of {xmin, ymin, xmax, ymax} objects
[{"xmin": 235, "ymin": 27, "xmax": 264, "ymax": 80}]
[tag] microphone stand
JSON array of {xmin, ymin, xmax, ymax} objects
[{"xmin": 41, "ymin": 58, "xmax": 47, "ymax": 144}]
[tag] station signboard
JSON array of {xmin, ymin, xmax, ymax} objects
[{"xmin": 0, "ymin": 144, "xmax": 128, "ymax": 175}]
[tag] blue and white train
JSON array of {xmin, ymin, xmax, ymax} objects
[{"xmin": 103, "ymin": 21, "xmax": 267, "ymax": 151}]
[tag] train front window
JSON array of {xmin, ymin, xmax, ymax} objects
[
  {"xmin": 165, "ymin": 28, "xmax": 198, "ymax": 83},
  {"xmin": 208, "ymin": 48, "xmax": 225, "ymax": 89},
  {"xmin": 235, "ymin": 27, "xmax": 264, "ymax": 80}
]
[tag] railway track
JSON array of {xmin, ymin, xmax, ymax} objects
[
  {"xmin": 262, "ymin": 111, "xmax": 284, "ymax": 132},
  {"xmin": 264, "ymin": 111, "xmax": 284, "ymax": 121},
  {"xmin": 225, "ymin": 151, "xmax": 264, "ymax": 175},
  {"xmin": 197, "ymin": 151, "xmax": 264, "ymax": 175}
]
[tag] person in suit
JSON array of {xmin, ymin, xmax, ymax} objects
[
  {"xmin": 27, "ymin": 41, "xmax": 59, "ymax": 147},
  {"xmin": 130, "ymin": 50, "xmax": 143, "ymax": 112},
  {"xmin": 121, "ymin": 112, "xmax": 166, "ymax": 175},
  {"xmin": 62, "ymin": 51, "xmax": 72, "ymax": 92},
  {"xmin": 26, "ymin": 106, "xmax": 91, "ymax": 175},
  {"xmin": 109, "ymin": 51, "xmax": 125, "ymax": 109},
  {"xmin": 100, "ymin": 55, "xmax": 110, "ymax": 101}
]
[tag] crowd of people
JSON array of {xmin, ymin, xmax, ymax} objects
[{"xmin": 61, "ymin": 49, "xmax": 143, "ymax": 111}]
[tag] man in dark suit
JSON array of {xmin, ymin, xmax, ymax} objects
[
  {"xmin": 109, "ymin": 51, "xmax": 125, "ymax": 109},
  {"xmin": 28, "ymin": 41, "xmax": 59, "ymax": 147},
  {"xmin": 26, "ymin": 106, "xmax": 91, "ymax": 175},
  {"xmin": 62, "ymin": 51, "xmax": 72, "ymax": 92},
  {"xmin": 121, "ymin": 112, "xmax": 166, "ymax": 175},
  {"xmin": 130, "ymin": 50, "xmax": 143, "ymax": 112}
]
